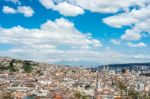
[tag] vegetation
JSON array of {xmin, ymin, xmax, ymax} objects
[
  {"xmin": 115, "ymin": 80, "xmax": 127, "ymax": 97},
  {"xmin": 140, "ymin": 73, "xmax": 150, "ymax": 76},
  {"xmin": 9, "ymin": 59, "xmax": 17, "ymax": 72},
  {"xmin": 73, "ymin": 90, "xmax": 89, "ymax": 99},
  {"xmin": 0, "ymin": 66, "xmax": 8, "ymax": 71},
  {"xmin": 115, "ymin": 80, "xmax": 150, "ymax": 99},
  {"xmin": 22, "ymin": 60, "xmax": 33, "ymax": 73},
  {"xmin": 0, "ymin": 58, "xmax": 34, "ymax": 73},
  {"xmin": 128, "ymin": 87, "xmax": 138, "ymax": 99}
]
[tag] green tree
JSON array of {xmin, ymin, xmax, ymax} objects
[
  {"xmin": 128, "ymin": 88, "xmax": 138, "ymax": 99},
  {"xmin": 73, "ymin": 90, "xmax": 88, "ymax": 99},
  {"xmin": 23, "ymin": 61, "xmax": 33, "ymax": 73},
  {"xmin": 115, "ymin": 80, "xmax": 127, "ymax": 97},
  {"xmin": 9, "ymin": 59, "xmax": 16, "ymax": 72}
]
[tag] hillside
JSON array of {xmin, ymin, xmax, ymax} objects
[
  {"xmin": 0, "ymin": 56, "xmax": 84, "ymax": 74},
  {"xmin": 1, "ymin": 56, "xmax": 150, "ymax": 73},
  {"xmin": 0, "ymin": 56, "xmax": 38, "ymax": 73}
]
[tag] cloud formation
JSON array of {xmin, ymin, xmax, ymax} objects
[
  {"xmin": 103, "ymin": 4, "xmax": 150, "ymax": 41},
  {"xmin": 127, "ymin": 42, "xmax": 147, "ymax": 47},
  {"xmin": 39, "ymin": 0, "xmax": 150, "ymax": 42},
  {"xmin": 74, "ymin": 0, "xmax": 141, "ymax": 13},
  {"xmin": 2, "ymin": 6, "xmax": 34, "ymax": 17},
  {"xmin": 1, "ymin": 0, "xmax": 150, "ymax": 65},
  {"xmin": 17, "ymin": 6, "xmax": 34, "ymax": 17},
  {"xmin": 39, "ymin": 0, "xmax": 84, "ymax": 16},
  {"xmin": 0, "ymin": 18, "xmax": 105, "ymax": 63},
  {"xmin": 2, "ymin": 6, "xmax": 16, "ymax": 14}
]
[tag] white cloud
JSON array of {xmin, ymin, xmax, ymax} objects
[
  {"xmin": 103, "ymin": 5, "xmax": 150, "ymax": 28},
  {"xmin": 17, "ymin": 6, "xmax": 34, "ymax": 17},
  {"xmin": 39, "ymin": 0, "xmax": 84, "ymax": 16},
  {"xmin": 2, "ymin": 6, "xmax": 34, "ymax": 17},
  {"xmin": 39, "ymin": 0, "xmax": 150, "ymax": 14},
  {"xmin": 38, "ymin": 0, "xmax": 150, "ymax": 42},
  {"xmin": 74, "ymin": 0, "xmax": 149, "ymax": 13},
  {"xmin": 3, "ymin": 17, "xmax": 145, "ymax": 65},
  {"xmin": 39, "ymin": 0, "xmax": 54, "ymax": 9},
  {"xmin": 2, "ymin": 6, "xmax": 16, "ymax": 14},
  {"xmin": 127, "ymin": 42, "xmax": 147, "ymax": 47},
  {"xmin": 53, "ymin": 2, "xmax": 84, "ymax": 16},
  {"xmin": 121, "ymin": 29, "xmax": 142, "ymax": 41},
  {"xmin": 111, "ymin": 39, "xmax": 121, "ymax": 45},
  {"xmin": 0, "ymin": 18, "xmax": 104, "ymax": 63},
  {"xmin": 103, "ymin": 13, "xmax": 138, "ymax": 28},
  {"xmin": 103, "ymin": 5, "xmax": 150, "ymax": 41},
  {"xmin": 39, "ymin": 0, "xmax": 144, "ymax": 15},
  {"xmin": 1, "ymin": 0, "xmax": 150, "ymax": 65}
]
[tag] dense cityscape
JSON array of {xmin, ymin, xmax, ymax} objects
[
  {"xmin": 0, "ymin": 57, "xmax": 150, "ymax": 99},
  {"xmin": 0, "ymin": 0, "xmax": 150, "ymax": 99}
]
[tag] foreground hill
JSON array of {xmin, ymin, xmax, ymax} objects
[
  {"xmin": 0, "ymin": 56, "xmax": 70, "ymax": 73},
  {"xmin": 0, "ymin": 56, "xmax": 39, "ymax": 73},
  {"xmin": 0, "ymin": 56, "xmax": 85, "ymax": 74}
]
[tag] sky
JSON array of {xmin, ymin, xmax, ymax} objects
[{"xmin": 0, "ymin": 0, "xmax": 150, "ymax": 66}]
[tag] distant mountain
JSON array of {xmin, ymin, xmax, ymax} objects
[
  {"xmin": 107, "ymin": 62, "xmax": 150, "ymax": 67},
  {"xmin": 55, "ymin": 60, "xmax": 100, "ymax": 67},
  {"xmin": 91, "ymin": 62, "xmax": 150, "ymax": 71}
]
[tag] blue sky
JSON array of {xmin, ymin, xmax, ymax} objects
[{"xmin": 0, "ymin": 0, "xmax": 150, "ymax": 65}]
